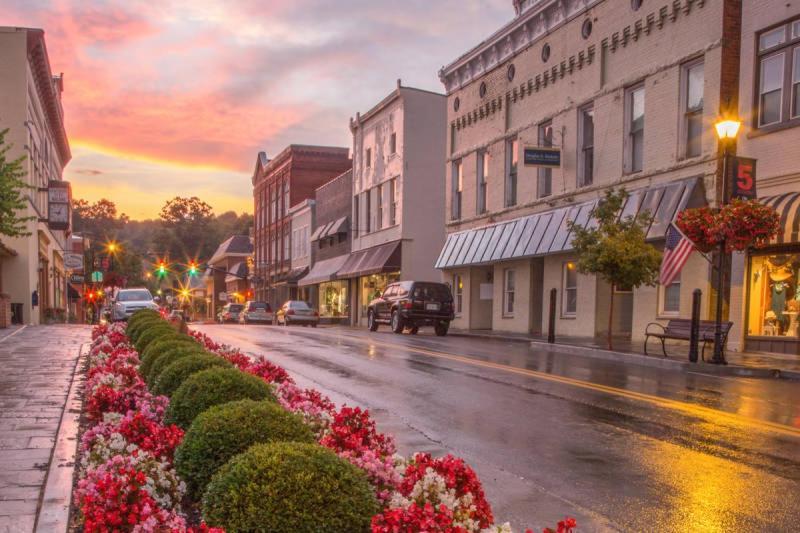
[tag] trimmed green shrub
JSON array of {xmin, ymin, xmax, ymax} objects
[
  {"xmin": 202, "ymin": 442, "xmax": 379, "ymax": 533},
  {"xmin": 127, "ymin": 315, "xmax": 164, "ymax": 343},
  {"xmin": 127, "ymin": 309, "xmax": 159, "ymax": 332},
  {"xmin": 139, "ymin": 334, "xmax": 197, "ymax": 368},
  {"xmin": 165, "ymin": 368, "xmax": 275, "ymax": 429},
  {"xmin": 176, "ymin": 400, "xmax": 315, "ymax": 497},
  {"xmin": 145, "ymin": 345, "xmax": 207, "ymax": 386},
  {"xmin": 134, "ymin": 323, "xmax": 175, "ymax": 353},
  {"xmin": 152, "ymin": 353, "xmax": 232, "ymax": 397}
]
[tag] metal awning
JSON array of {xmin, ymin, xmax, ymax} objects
[
  {"xmin": 273, "ymin": 266, "xmax": 309, "ymax": 286},
  {"xmin": 338, "ymin": 240, "xmax": 402, "ymax": 279},
  {"xmin": 225, "ymin": 262, "xmax": 247, "ymax": 283},
  {"xmin": 310, "ymin": 221, "xmax": 332, "ymax": 242},
  {"xmin": 436, "ymin": 177, "xmax": 703, "ymax": 269},
  {"xmin": 761, "ymin": 192, "xmax": 800, "ymax": 245},
  {"xmin": 299, "ymin": 255, "xmax": 350, "ymax": 286},
  {"xmin": 312, "ymin": 216, "xmax": 349, "ymax": 242}
]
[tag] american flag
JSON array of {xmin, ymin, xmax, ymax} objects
[{"xmin": 660, "ymin": 223, "xmax": 694, "ymax": 286}]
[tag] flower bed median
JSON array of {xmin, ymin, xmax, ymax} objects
[{"xmin": 75, "ymin": 310, "xmax": 575, "ymax": 532}]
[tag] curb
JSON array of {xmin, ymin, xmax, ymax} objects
[
  {"xmin": 35, "ymin": 343, "xmax": 86, "ymax": 532},
  {"xmin": 449, "ymin": 331, "xmax": 800, "ymax": 380}
]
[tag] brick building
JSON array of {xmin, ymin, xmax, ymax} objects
[
  {"xmin": 436, "ymin": 0, "xmax": 740, "ymax": 340},
  {"xmin": 204, "ymin": 234, "xmax": 252, "ymax": 318},
  {"xmin": 252, "ymin": 146, "xmax": 351, "ymax": 309},
  {"xmin": 298, "ymin": 170, "xmax": 353, "ymax": 323}
]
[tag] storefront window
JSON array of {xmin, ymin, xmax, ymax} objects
[
  {"xmin": 747, "ymin": 253, "xmax": 800, "ymax": 338},
  {"xmin": 360, "ymin": 272, "xmax": 400, "ymax": 319},
  {"xmin": 319, "ymin": 281, "xmax": 349, "ymax": 318}
]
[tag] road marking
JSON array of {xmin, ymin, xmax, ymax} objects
[
  {"xmin": 281, "ymin": 328, "xmax": 800, "ymax": 439},
  {"xmin": 0, "ymin": 325, "xmax": 26, "ymax": 343}
]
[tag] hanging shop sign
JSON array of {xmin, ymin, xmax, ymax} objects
[
  {"xmin": 47, "ymin": 180, "xmax": 72, "ymax": 231},
  {"xmin": 729, "ymin": 157, "xmax": 757, "ymax": 200},
  {"xmin": 91, "ymin": 271, "xmax": 103, "ymax": 283},
  {"xmin": 64, "ymin": 253, "xmax": 84, "ymax": 271},
  {"xmin": 523, "ymin": 147, "xmax": 561, "ymax": 168},
  {"xmin": 69, "ymin": 273, "xmax": 85, "ymax": 284}
]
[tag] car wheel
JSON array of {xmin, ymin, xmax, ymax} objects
[
  {"xmin": 391, "ymin": 310, "xmax": 404, "ymax": 334},
  {"xmin": 410, "ymin": 326, "xmax": 419, "ymax": 335},
  {"xmin": 311, "ymin": 323, "xmax": 317, "ymax": 328},
  {"xmin": 368, "ymin": 310, "xmax": 378, "ymax": 332},
  {"xmin": 434, "ymin": 321, "xmax": 449, "ymax": 337}
]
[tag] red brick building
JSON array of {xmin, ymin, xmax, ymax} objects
[{"xmin": 252, "ymin": 146, "xmax": 351, "ymax": 308}]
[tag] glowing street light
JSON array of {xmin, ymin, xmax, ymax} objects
[{"xmin": 714, "ymin": 119, "xmax": 741, "ymax": 140}]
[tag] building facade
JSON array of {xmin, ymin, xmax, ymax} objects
[
  {"xmin": 204, "ymin": 234, "xmax": 252, "ymax": 317},
  {"xmin": 289, "ymin": 199, "xmax": 314, "ymax": 302},
  {"xmin": 252, "ymin": 146, "xmax": 351, "ymax": 310},
  {"xmin": 436, "ymin": 0, "xmax": 738, "ymax": 339},
  {"xmin": 342, "ymin": 81, "xmax": 447, "ymax": 326},
  {"xmin": 298, "ymin": 170, "xmax": 353, "ymax": 323},
  {"xmin": 728, "ymin": 1, "xmax": 800, "ymax": 355},
  {"xmin": 0, "ymin": 27, "xmax": 72, "ymax": 325}
]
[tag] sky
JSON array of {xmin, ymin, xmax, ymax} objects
[{"xmin": 4, "ymin": 0, "xmax": 512, "ymax": 219}]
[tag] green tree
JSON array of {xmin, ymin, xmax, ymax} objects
[
  {"xmin": 72, "ymin": 197, "xmax": 129, "ymax": 239},
  {"xmin": 156, "ymin": 196, "xmax": 216, "ymax": 260},
  {"xmin": 0, "ymin": 128, "xmax": 34, "ymax": 237},
  {"xmin": 568, "ymin": 188, "xmax": 662, "ymax": 350}
]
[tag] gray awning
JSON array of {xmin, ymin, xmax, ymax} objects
[
  {"xmin": 435, "ymin": 177, "xmax": 703, "ymax": 269},
  {"xmin": 337, "ymin": 240, "xmax": 402, "ymax": 279},
  {"xmin": 312, "ymin": 216, "xmax": 349, "ymax": 242},
  {"xmin": 298, "ymin": 255, "xmax": 350, "ymax": 286}
]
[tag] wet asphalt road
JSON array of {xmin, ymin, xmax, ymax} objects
[{"xmin": 194, "ymin": 324, "xmax": 800, "ymax": 532}]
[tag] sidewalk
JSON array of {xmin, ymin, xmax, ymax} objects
[
  {"xmin": 449, "ymin": 328, "xmax": 800, "ymax": 379},
  {"xmin": 0, "ymin": 325, "xmax": 89, "ymax": 533}
]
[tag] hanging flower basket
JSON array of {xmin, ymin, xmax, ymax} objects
[
  {"xmin": 676, "ymin": 199, "xmax": 780, "ymax": 253},
  {"xmin": 717, "ymin": 198, "xmax": 781, "ymax": 252}
]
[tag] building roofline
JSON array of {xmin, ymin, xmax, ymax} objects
[
  {"xmin": 256, "ymin": 144, "xmax": 350, "ymax": 179},
  {"xmin": 349, "ymin": 80, "xmax": 445, "ymax": 131},
  {"xmin": 315, "ymin": 168, "xmax": 352, "ymax": 193},
  {"xmin": 3, "ymin": 27, "xmax": 72, "ymax": 164}
]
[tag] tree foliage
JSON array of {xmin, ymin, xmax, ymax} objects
[
  {"xmin": 568, "ymin": 188, "xmax": 662, "ymax": 349},
  {"xmin": 0, "ymin": 128, "xmax": 35, "ymax": 237}
]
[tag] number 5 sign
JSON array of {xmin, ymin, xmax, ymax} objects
[{"xmin": 730, "ymin": 157, "xmax": 757, "ymax": 200}]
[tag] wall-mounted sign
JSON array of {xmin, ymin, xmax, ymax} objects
[
  {"xmin": 523, "ymin": 147, "xmax": 561, "ymax": 168},
  {"xmin": 47, "ymin": 180, "xmax": 71, "ymax": 231},
  {"xmin": 64, "ymin": 253, "xmax": 84, "ymax": 271},
  {"xmin": 69, "ymin": 273, "xmax": 85, "ymax": 284},
  {"xmin": 730, "ymin": 157, "xmax": 757, "ymax": 200},
  {"xmin": 91, "ymin": 271, "xmax": 103, "ymax": 283},
  {"xmin": 219, "ymin": 292, "xmax": 228, "ymax": 302}
]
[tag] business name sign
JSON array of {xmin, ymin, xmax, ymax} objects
[
  {"xmin": 69, "ymin": 273, "xmax": 85, "ymax": 284},
  {"xmin": 729, "ymin": 157, "xmax": 757, "ymax": 200},
  {"xmin": 64, "ymin": 253, "xmax": 84, "ymax": 271},
  {"xmin": 523, "ymin": 147, "xmax": 561, "ymax": 168}
]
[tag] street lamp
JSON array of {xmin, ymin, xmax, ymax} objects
[
  {"xmin": 710, "ymin": 117, "xmax": 742, "ymax": 365},
  {"xmin": 105, "ymin": 241, "xmax": 119, "ymax": 273}
]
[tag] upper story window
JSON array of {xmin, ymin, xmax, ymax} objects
[
  {"xmin": 682, "ymin": 60, "xmax": 704, "ymax": 158},
  {"xmin": 537, "ymin": 121, "xmax": 553, "ymax": 198},
  {"xmin": 389, "ymin": 132, "xmax": 397, "ymax": 155},
  {"xmin": 376, "ymin": 183, "xmax": 384, "ymax": 230},
  {"xmin": 451, "ymin": 160, "xmax": 463, "ymax": 220},
  {"xmin": 756, "ymin": 17, "xmax": 800, "ymax": 129},
  {"xmin": 625, "ymin": 84, "xmax": 645, "ymax": 173},
  {"xmin": 477, "ymin": 151, "xmax": 488, "ymax": 215},
  {"xmin": 389, "ymin": 178, "xmax": 398, "ymax": 226},
  {"xmin": 578, "ymin": 104, "xmax": 594, "ymax": 187},
  {"xmin": 505, "ymin": 137, "xmax": 518, "ymax": 208},
  {"xmin": 365, "ymin": 147, "xmax": 372, "ymax": 168},
  {"xmin": 364, "ymin": 190, "xmax": 371, "ymax": 234}
]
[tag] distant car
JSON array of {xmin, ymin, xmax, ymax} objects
[
  {"xmin": 111, "ymin": 288, "xmax": 159, "ymax": 321},
  {"xmin": 217, "ymin": 303, "xmax": 244, "ymax": 324},
  {"xmin": 367, "ymin": 281, "xmax": 454, "ymax": 336},
  {"xmin": 275, "ymin": 300, "xmax": 319, "ymax": 327},
  {"xmin": 239, "ymin": 301, "xmax": 273, "ymax": 324}
]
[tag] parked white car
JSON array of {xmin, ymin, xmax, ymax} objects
[{"xmin": 112, "ymin": 288, "xmax": 159, "ymax": 321}]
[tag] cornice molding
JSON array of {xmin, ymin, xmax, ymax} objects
[{"xmin": 439, "ymin": 0, "xmax": 599, "ymax": 94}]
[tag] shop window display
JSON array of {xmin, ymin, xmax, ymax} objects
[
  {"xmin": 747, "ymin": 253, "xmax": 800, "ymax": 338},
  {"xmin": 319, "ymin": 281, "xmax": 349, "ymax": 319}
]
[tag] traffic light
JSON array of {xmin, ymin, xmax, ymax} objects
[
  {"xmin": 157, "ymin": 261, "xmax": 167, "ymax": 277},
  {"xmin": 188, "ymin": 261, "xmax": 198, "ymax": 276}
]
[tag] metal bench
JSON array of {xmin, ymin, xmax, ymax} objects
[{"xmin": 645, "ymin": 318, "xmax": 733, "ymax": 360}]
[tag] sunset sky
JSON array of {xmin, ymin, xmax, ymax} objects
[{"xmin": 4, "ymin": 0, "xmax": 511, "ymax": 219}]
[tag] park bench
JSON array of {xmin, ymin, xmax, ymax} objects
[{"xmin": 644, "ymin": 318, "xmax": 733, "ymax": 360}]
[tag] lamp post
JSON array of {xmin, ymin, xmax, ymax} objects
[
  {"xmin": 710, "ymin": 118, "xmax": 742, "ymax": 364},
  {"xmin": 106, "ymin": 241, "xmax": 119, "ymax": 273}
]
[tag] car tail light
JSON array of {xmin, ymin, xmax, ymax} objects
[
  {"xmin": 402, "ymin": 302, "xmax": 413, "ymax": 309},
  {"xmin": 314, "ymin": 311, "xmax": 319, "ymax": 317},
  {"xmin": 287, "ymin": 309, "xmax": 295, "ymax": 315}
]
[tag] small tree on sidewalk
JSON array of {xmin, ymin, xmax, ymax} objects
[
  {"xmin": 568, "ymin": 188, "xmax": 662, "ymax": 350},
  {"xmin": 0, "ymin": 128, "xmax": 34, "ymax": 237}
]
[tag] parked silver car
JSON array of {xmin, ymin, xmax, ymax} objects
[
  {"xmin": 239, "ymin": 301, "xmax": 274, "ymax": 324},
  {"xmin": 275, "ymin": 300, "xmax": 319, "ymax": 327},
  {"xmin": 111, "ymin": 288, "xmax": 159, "ymax": 321}
]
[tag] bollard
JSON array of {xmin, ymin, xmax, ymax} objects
[
  {"xmin": 689, "ymin": 288, "xmax": 701, "ymax": 363},
  {"xmin": 547, "ymin": 288, "xmax": 557, "ymax": 344}
]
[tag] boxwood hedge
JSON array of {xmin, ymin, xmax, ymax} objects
[
  {"xmin": 165, "ymin": 368, "xmax": 275, "ymax": 429},
  {"xmin": 145, "ymin": 345, "xmax": 208, "ymax": 386},
  {"xmin": 152, "ymin": 353, "xmax": 232, "ymax": 397},
  {"xmin": 175, "ymin": 399, "xmax": 315, "ymax": 498},
  {"xmin": 202, "ymin": 442, "xmax": 378, "ymax": 533}
]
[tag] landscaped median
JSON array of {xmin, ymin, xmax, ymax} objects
[{"xmin": 75, "ymin": 309, "xmax": 576, "ymax": 532}]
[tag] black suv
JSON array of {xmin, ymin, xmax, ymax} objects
[{"xmin": 367, "ymin": 281, "xmax": 454, "ymax": 336}]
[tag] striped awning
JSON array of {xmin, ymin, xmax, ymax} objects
[
  {"xmin": 435, "ymin": 177, "xmax": 703, "ymax": 270},
  {"xmin": 761, "ymin": 192, "xmax": 800, "ymax": 245}
]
